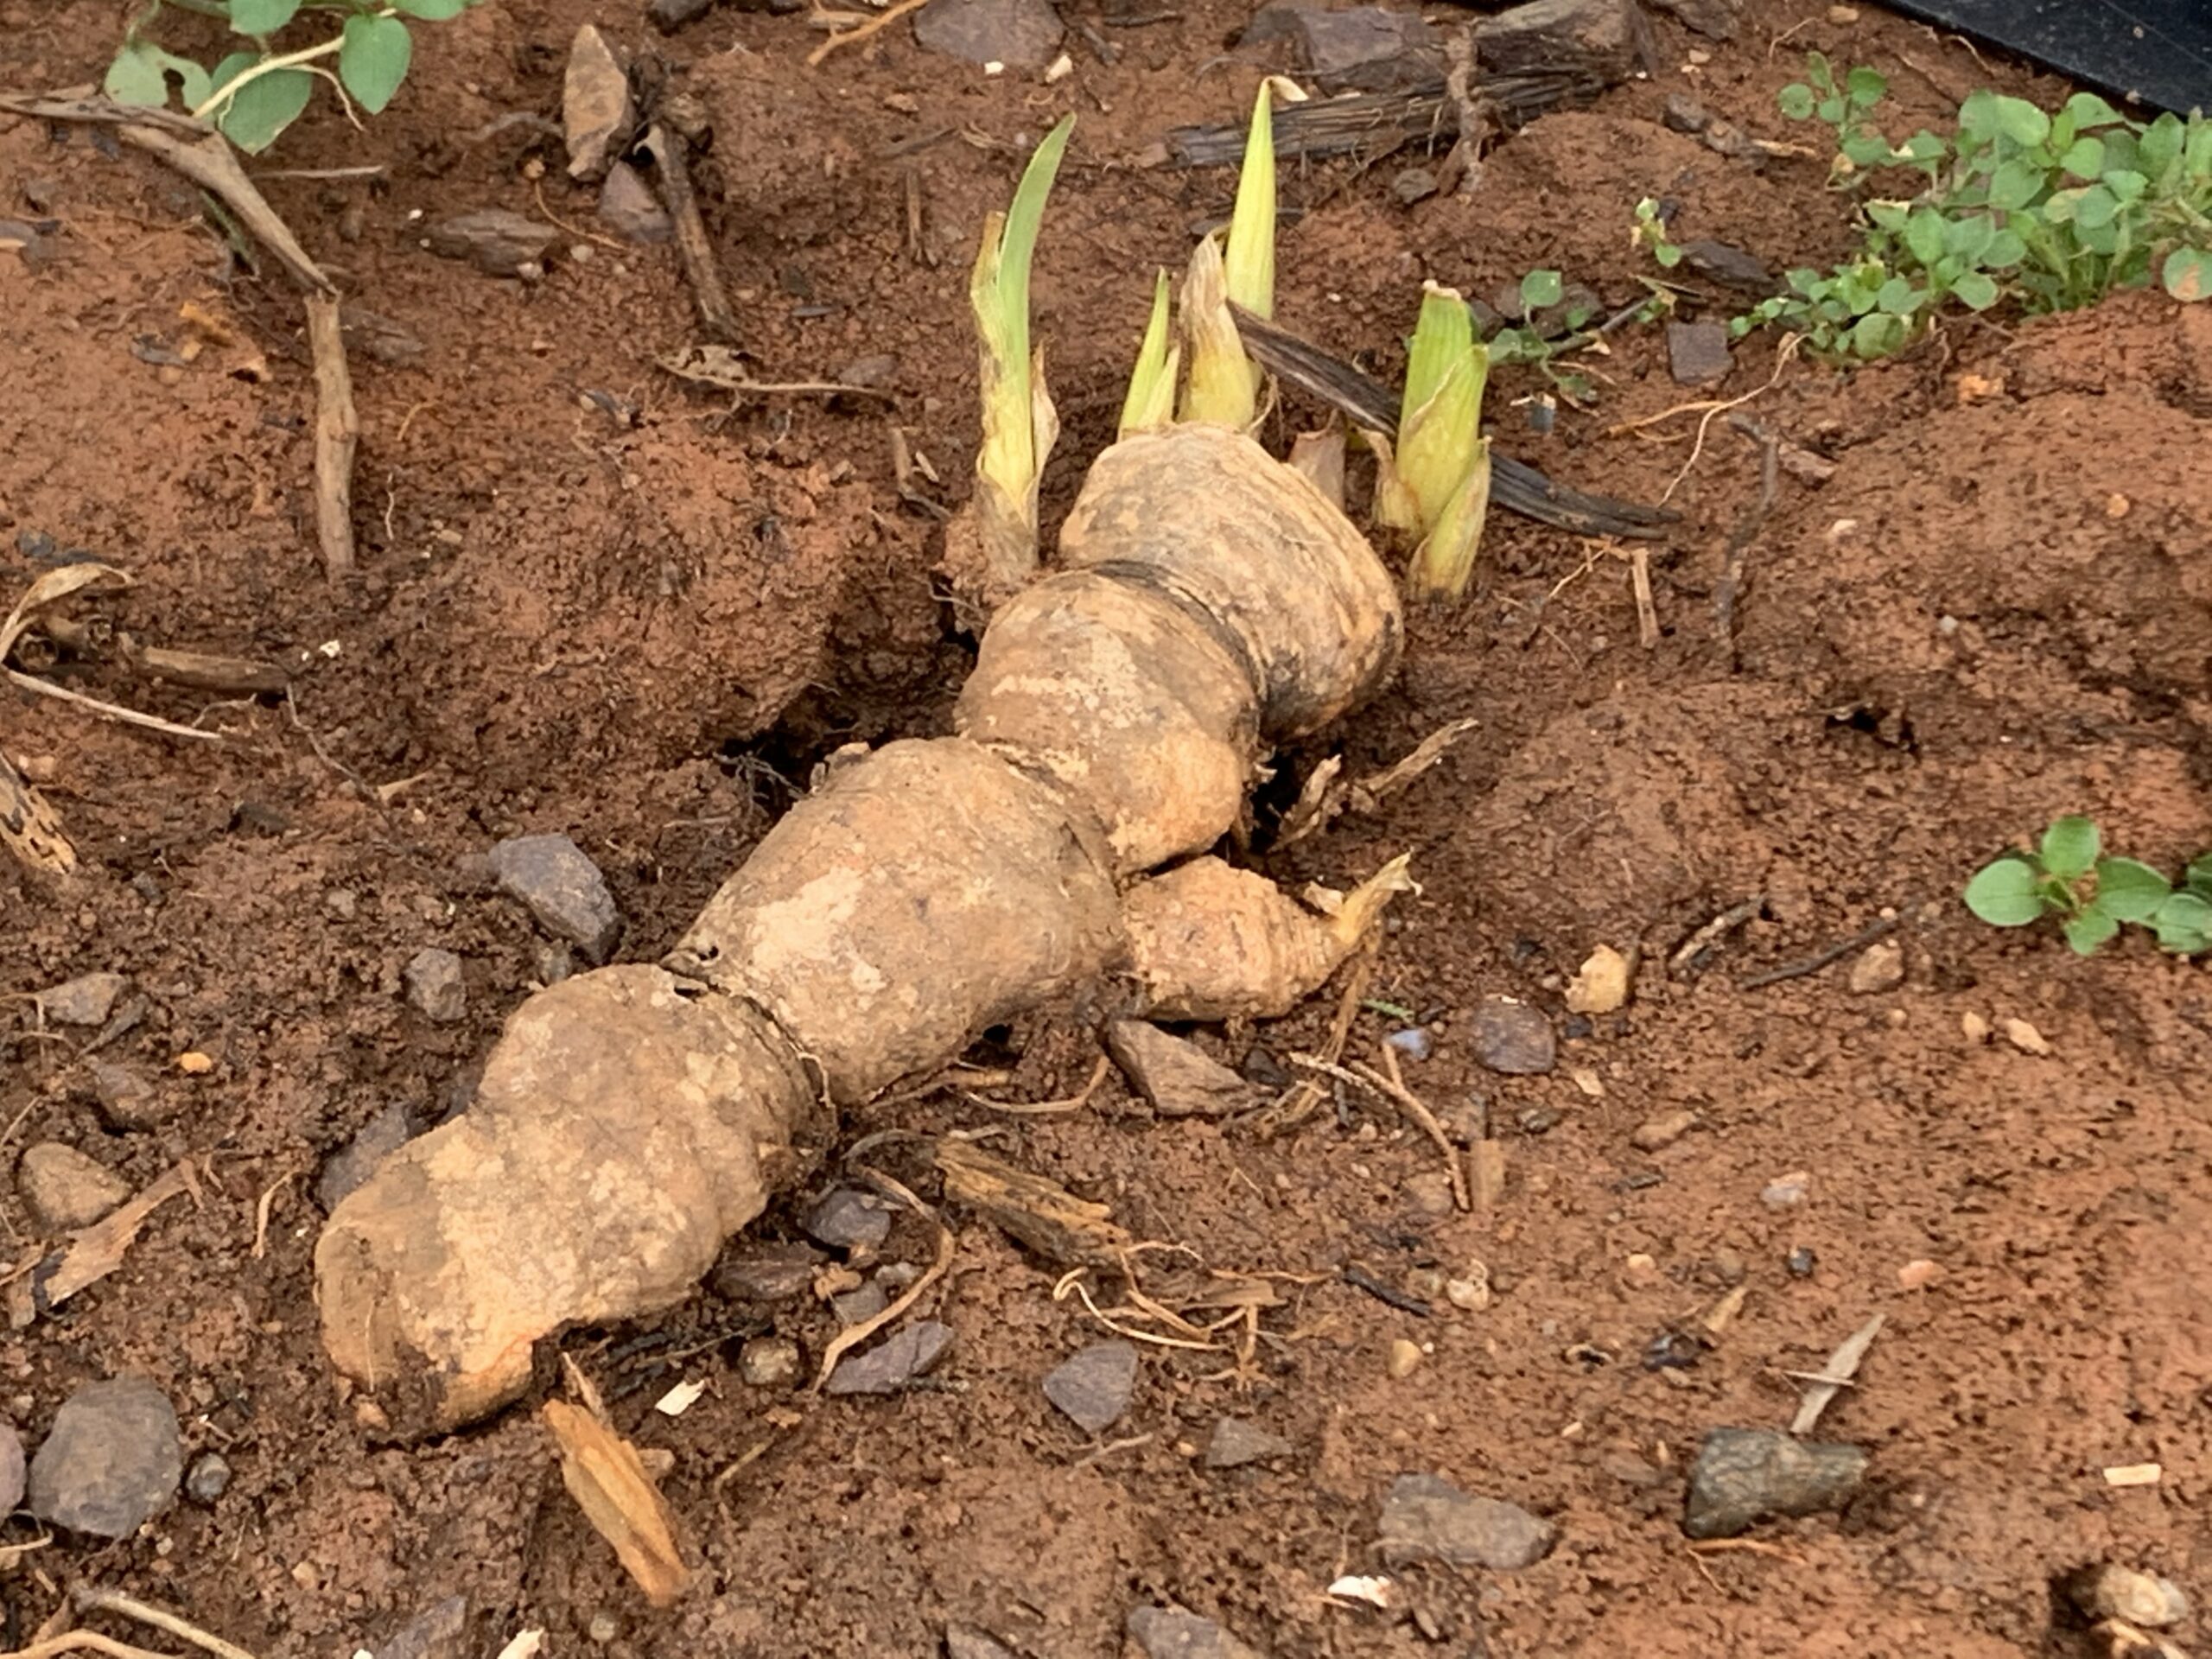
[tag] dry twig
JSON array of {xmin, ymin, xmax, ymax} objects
[
  {"xmin": 641, "ymin": 123, "xmax": 739, "ymax": 345},
  {"xmin": 963, "ymin": 1054, "xmax": 1111, "ymax": 1116},
  {"xmin": 1789, "ymin": 1312, "xmax": 1884, "ymax": 1434},
  {"xmin": 807, "ymin": 0, "xmax": 935, "ymax": 66},
  {"xmin": 812, "ymin": 1217, "xmax": 954, "ymax": 1390},
  {"xmin": 1714, "ymin": 426, "xmax": 1780, "ymax": 666},
  {"xmin": 1740, "ymin": 912, "xmax": 1903, "ymax": 991},
  {"xmin": 1669, "ymin": 896, "xmax": 1766, "ymax": 976},
  {"xmin": 70, "ymin": 1587, "xmax": 262, "ymax": 1659},
  {"xmin": 304, "ymin": 295, "xmax": 357, "ymax": 580}
]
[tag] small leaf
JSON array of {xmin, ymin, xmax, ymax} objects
[
  {"xmin": 2093, "ymin": 857, "xmax": 2171, "ymax": 923},
  {"xmin": 1519, "ymin": 269, "xmax": 1563, "ymax": 311},
  {"xmin": 1817, "ymin": 97, "xmax": 1847, "ymax": 125},
  {"xmin": 104, "ymin": 41, "xmax": 171, "ymax": 105},
  {"xmin": 1654, "ymin": 242, "xmax": 1681, "ymax": 269},
  {"xmin": 1950, "ymin": 269, "xmax": 2001, "ymax": 310},
  {"xmin": 1875, "ymin": 276, "xmax": 1922, "ymax": 315},
  {"xmin": 2063, "ymin": 91, "xmax": 2126, "ymax": 130},
  {"xmin": 213, "ymin": 64, "xmax": 314, "ymax": 153},
  {"xmin": 1983, "ymin": 228, "xmax": 2027, "ymax": 267},
  {"xmin": 2139, "ymin": 111, "xmax": 2185, "ymax": 175},
  {"xmin": 1805, "ymin": 51, "xmax": 1834, "ymax": 93},
  {"xmin": 339, "ymin": 13, "xmax": 412, "ymax": 113},
  {"xmin": 2188, "ymin": 853, "xmax": 2212, "ymax": 899},
  {"xmin": 1840, "ymin": 130, "xmax": 1892, "ymax": 168},
  {"xmin": 2039, "ymin": 816, "xmax": 2100, "ymax": 880},
  {"xmin": 1989, "ymin": 95, "xmax": 2051, "ymax": 148},
  {"xmin": 2158, "ymin": 245, "xmax": 2209, "ymax": 302},
  {"xmin": 2074, "ymin": 184, "xmax": 2119, "ymax": 230},
  {"xmin": 2063, "ymin": 907, "xmax": 2120, "ymax": 956},
  {"xmin": 1849, "ymin": 311, "xmax": 1907, "ymax": 358},
  {"xmin": 1964, "ymin": 858, "xmax": 2047, "ymax": 926},
  {"xmin": 391, "ymin": 0, "xmax": 475, "ymax": 15},
  {"xmin": 1987, "ymin": 157, "xmax": 2046, "ymax": 211},
  {"xmin": 2102, "ymin": 168, "xmax": 2148, "ymax": 200},
  {"xmin": 1944, "ymin": 214, "xmax": 1995, "ymax": 263},
  {"xmin": 1845, "ymin": 66, "xmax": 1886, "ymax": 106},
  {"xmin": 2151, "ymin": 892, "xmax": 2212, "ymax": 955},
  {"xmin": 229, "ymin": 0, "xmax": 302, "ymax": 34},
  {"xmin": 1957, "ymin": 90, "xmax": 2002, "ymax": 141},
  {"xmin": 2059, "ymin": 136, "xmax": 2106, "ymax": 178},
  {"xmin": 1778, "ymin": 84, "xmax": 1815, "ymax": 121},
  {"xmin": 1902, "ymin": 208, "xmax": 1947, "ymax": 264}
]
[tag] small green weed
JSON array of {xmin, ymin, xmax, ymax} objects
[
  {"xmin": 105, "ymin": 0, "xmax": 484, "ymax": 155},
  {"xmin": 1483, "ymin": 267, "xmax": 1669, "ymax": 403},
  {"xmin": 1732, "ymin": 56, "xmax": 2212, "ymax": 359},
  {"xmin": 1630, "ymin": 198, "xmax": 1683, "ymax": 269},
  {"xmin": 1964, "ymin": 816, "xmax": 2212, "ymax": 957}
]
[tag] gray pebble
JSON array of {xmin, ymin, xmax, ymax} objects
[
  {"xmin": 2065, "ymin": 1563, "xmax": 2190, "ymax": 1629},
  {"xmin": 1377, "ymin": 1472, "xmax": 1555, "ymax": 1570},
  {"xmin": 16, "ymin": 1141, "xmax": 131, "ymax": 1231},
  {"xmin": 824, "ymin": 1321, "xmax": 953, "ymax": 1395},
  {"xmin": 487, "ymin": 834, "xmax": 622, "ymax": 963},
  {"xmin": 376, "ymin": 1594, "xmax": 471, "ymax": 1659},
  {"xmin": 714, "ymin": 1241, "xmax": 823, "ymax": 1302},
  {"xmin": 1204, "ymin": 1417, "xmax": 1291, "ymax": 1470},
  {"xmin": 185, "ymin": 1451, "xmax": 232, "ymax": 1503},
  {"xmin": 35, "ymin": 971, "xmax": 130, "ymax": 1027},
  {"xmin": 597, "ymin": 162, "xmax": 671, "ymax": 245},
  {"xmin": 740, "ymin": 1336, "xmax": 803, "ymax": 1389},
  {"xmin": 404, "ymin": 948, "xmax": 467, "ymax": 1022},
  {"xmin": 1124, "ymin": 1605, "xmax": 1262, "ymax": 1659},
  {"xmin": 912, "ymin": 0, "xmax": 1065, "ymax": 67},
  {"xmin": 86, "ymin": 1060, "xmax": 169, "ymax": 1132},
  {"xmin": 1392, "ymin": 166, "xmax": 1439, "ymax": 206},
  {"xmin": 1240, "ymin": 1046, "xmax": 1291, "ymax": 1090},
  {"xmin": 28, "ymin": 1375, "xmax": 182, "ymax": 1539},
  {"xmin": 317, "ymin": 1105, "xmax": 412, "ymax": 1212},
  {"xmin": 1760, "ymin": 1172, "xmax": 1810, "ymax": 1208},
  {"xmin": 1471, "ymin": 997, "xmax": 1556, "ymax": 1075},
  {"xmin": 1385, "ymin": 1026, "xmax": 1433, "ymax": 1062},
  {"xmin": 0, "ymin": 1418, "xmax": 22, "ymax": 1513},
  {"xmin": 1667, "ymin": 319, "xmax": 1733, "ymax": 388},
  {"xmin": 1043, "ymin": 1340, "xmax": 1139, "ymax": 1433},
  {"xmin": 425, "ymin": 209, "xmax": 558, "ymax": 278},
  {"xmin": 804, "ymin": 1188, "xmax": 892, "ymax": 1253},
  {"xmin": 831, "ymin": 1281, "xmax": 890, "ymax": 1326},
  {"xmin": 1787, "ymin": 1246, "xmax": 1817, "ymax": 1277},
  {"xmin": 1683, "ymin": 1427, "xmax": 1867, "ymax": 1539}
]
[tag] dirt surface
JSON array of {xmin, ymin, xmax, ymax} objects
[{"xmin": 3, "ymin": 0, "xmax": 2209, "ymax": 1653}]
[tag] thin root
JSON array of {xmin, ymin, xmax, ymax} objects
[
  {"xmin": 70, "ymin": 1585, "xmax": 264, "ymax": 1659},
  {"xmin": 963, "ymin": 1055, "xmax": 1111, "ymax": 1116},
  {"xmin": 807, "ymin": 0, "xmax": 936, "ymax": 67}
]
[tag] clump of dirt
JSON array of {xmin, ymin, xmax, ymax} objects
[{"xmin": 3, "ymin": 0, "xmax": 2209, "ymax": 1655}]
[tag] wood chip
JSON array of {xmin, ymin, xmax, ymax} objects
[
  {"xmin": 2101, "ymin": 1463, "xmax": 2163, "ymax": 1488},
  {"xmin": 652, "ymin": 1378, "xmax": 706, "ymax": 1416},
  {"xmin": 1789, "ymin": 1312, "xmax": 1883, "ymax": 1435},
  {"xmin": 6, "ymin": 1163, "xmax": 196, "ymax": 1328},
  {"xmin": 934, "ymin": 1140, "xmax": 1133, "ymax": 1268},
  {"xmin": 541, "ymin": 1401, "xmax": 692, "ymax": 1607}
]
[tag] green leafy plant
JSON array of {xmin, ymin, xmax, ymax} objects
[
  {"xmin": 1738, "ymin": 60, "xmax": 2212, "ymax": 359},
  {"xmin": 105, "ymin": 0, "xmax": 483, "ymax": 155},
  {"xmin": 1964, "ymin": 816, "xmax": 2211, "ymax": 956},
  {"xmin": 1485, "ymin": 268, "xmax": 1669, "ymax": 402},
  {"xmin": 1630, "ymin": 198, "xmax": 1682, "ymax": 269}
]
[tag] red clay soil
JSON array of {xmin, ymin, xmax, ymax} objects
[{"xmin": 1, "ymin": 0, "xmax": 2208, "ymax": 1653}]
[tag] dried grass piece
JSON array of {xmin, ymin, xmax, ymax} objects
[
  {"xmin": 6, "ymin": 1163, "xmax": 197, "ymax": 1328},
  {"xmin": 541, "ymin": 1401, "xmax": 692, "ymax": 1607}
]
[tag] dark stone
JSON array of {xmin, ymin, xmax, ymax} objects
[
  {"xmin": 35, "ymin": 971, "xmax": 130, "ymax": 1027},
  {"xmin": 424, "ymin": 209, "xmax": 558, "ymax": 278},
  {"xmin": 377, "ymin": 1595, "xmax": 472, "ymax": 1659},
  {"xmin": 1205, "ymin": 1417, "xmax": 1292, "ymax": 1469},
  {"xmin": 598, "ymin": 162, "xmax": 672, "ymax": 245},
  {"xmin": 340, "ymin": 305, "xmax": 429, "ymax": 368},
  {"xmin": 1645, "ymin": 0, "xmax": 1738, "ymax": 38},
  {"xmin": 1683, "ymin": 1427, "xmax": 1868, "ymax": 1539},
  {"xmin": 27, "ymin": 1376, "xmax": 182, "ymax": 1539},
  {"xmin": 714, "ymin": 1240, "xmax": 824, "ymax": 1302},
  {"xmin": 1667, "ymin": 320, "xmax": 1734, "ymax": 387},
  {"xmin": 831, "ymin": 1281, "xmax": 890, "ymax": 1326},
  {"xmin": 1106, "ymin": 1020, "xmax": 1257, "ymax": 1117},
  {"xmin": 1662, "ymin": 92, "xmax": 1713, "ymax": 133},
  {"xmin": 1681, "ymin": 238, "xmax": 1777, "ymax": 294},
  {"xmin": 1787, "ymin": 1245, "xmax": 1818, "ymax": 1278},
  {"xmin": 1243, "ymin": 0, "xmax": 1440, "ymax": 92},
  {"xmin": 1643, "ymin": 1330, "xmax": 1700, "ymax": 1370},
  {"xmin": 1377, "ymin": 1473, "xmax": 1555, "ymax": 1570},
  {"xmin": 1043, "ymin": 1340, "xmax": 1139, "ymax": 1433},
  {"xmin": 824, "ymin": 1320, "xmax": 953, "ymax": 1395},
  {"xmin": 1517, "ymin": 1104, "xmax": 1562, "ymax": 1135},
  {"xmin": 87, "ymin": 1060, "xmax": 168, "ymax": 1132},
  {"xmin": 1472, "ymin": 0, "xmax": 1650, "ymax": 83},
  {"xmin": 1239, "ymin": 1046, "xmax": 1291, "ymax": 1090},
  {"xmin": 1471, "ymin": 997, "xmax": 1556, "ymax": 1075},
  {"xmin": 912, "ymin": 0, "xmax": 1065, "ymax": 67},
  {"xmin": 404, "ymin": 948, "xmax": 467, "ymax": 1022},
  {"xmin": 1124, "ymin": 1605, "xmax": 1263, "ymax": 1659},
  {"xmin": 804, "ymin": 1188, "xmax": 892, "ymax": 1253},
  {"xmin": 318, "ymin": 1105, "xmax": 412, "ymax": 1213},
  {"xmin": 1392, "ymin": 166, "xmax": 1439, "ymax": 206},
  {"xmin": 486, "ymin": 834, "xmax": 621, "ymax": 963},
  {"xmin": 185, "ymin": 1451, "xmax": 232, "ymax": 1503}
]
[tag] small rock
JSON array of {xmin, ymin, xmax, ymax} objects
[
  {"xmin": 945, "ymin": 1629, "xmax": 1020, "ymax": 1659},
  {"xmin": 1622, "ymin": 1252, "xmax": 1660, "ymax": 1289},
  {"xmin": 588, "ymin": 1611, "xmax": 620, "ymax": 1644},
  {"xmin": 404, "ymin": 948, "xmax": 467, "ymax": 1022},
  {"xmin": 1896, "ymin": 1257, "xmax": 1941, "ymax": 1290},
  {"xmin": 1105, "ymin": 1020, "xmax": 1257, "ymax": 1117},
  {"xmin": 1391, "ymin": 167, "xmax": 1438, "ymax": 206},
  {"xmin": 912, "ymin": 0, "xmax": 1064, "ymax": 67},
  {"xmin": 1385, "ymin": 1027, "xmax": 1433, "ymax": 1062},
  {"xmin": 1847, "ymin": 939, "xmax": 1905, "ymax": 995},
  {"xmin": 1643, "ymin": 1329, "xmax": 1700, "ymax": 1370},
  {"xmin": 1516, "ymin": 1104, "xmax": 1561, "ymax": 1135},
  {"xmin": 317, "ymin": 1105, "xmax": 412, "ymax": 1212},
  {"xmin": 1377, "ymin": 1473, "xmax": 1555, "ymax": 1570},
  {"xmin": 426, "ymin": 210, "xmax": 559, "ymax": 279},
  {"xmin": 1446, "ymin": 1265, "xmax": 1491, "ymax": 1311},
  {"xmin": 1961, "ymin": 1010, "xmax": 1991, "ymax": 1044},
  {"xmin": 1239, "ymin": 1046, "xmax": 1291, "ymax": 1090},
  {"xmin": 562, "ymin": 24, "xmax": 632, "ymax": 182},
  {"xmin": 738, "ymin": 1336, "xmax": 803, "ymax": 1389},
  {"xmin": 1667, "ymin": 320, "xmax": 1732, "ymax": 387},
  {"xmin": 1043, "ymin": 1340, "xmax": 1139, "ymax": 1433},
  {"xmin": 1683, "ymin": 1427, "xmax": 1867, "ymax": 1539},
  {"xmin": 28, "ymin": 1375, "xmax": 182, "ymax": 1539},
  {"xmin": 1760, "ymin": 1170, "xmax": 1809, "ymax": 1209},
  {"xmin": 0, "ymin": 1418, "xmax": 23, "ymax": 1513},
  {"xmin": 17, "ymin": 1141, "xmax": 130, "ymax": 1231},
  {"xmin": 487, "ymin": 834, "xmax": 622, "ymax": 963},
  {"xmin": 1205, "ymin": 1417, "xmax": 1291, "ymax": 1469},
  {"xmin": 1786, "ymin": 1245, "xmax": 1817, "ymax": 1277},
  {"xmin": 375, "ymin": 1595, "xmax": 471, "ymax": 1659},
  {"xmin": 824, "ymin": 1320, "xmax": 952, "ymax": 1395},
  {"xmin": 1631, "ymin": 1110, "xmax": 1696, "ymax": 1152},
  {"xmin": 1646, "ymin": 0, "xmax": 1739, "ymax": 37},
  {"xmin": 1402, "ymin": 1170, "xmax": 1455, "ymax": 1222},
  {"xmin": 1566, "ymin": 945, "xmax": 1629, "ymax": 1014},
  {"xmin": 804, "ymin": 1188, "xmax": 892, "ymax": 1253},
  {"xmin": 87, "ymin": 1060, "xmax": 169, "ymax": 1131},
  {"xmin": 35, "ymin": 971, "xmax": 130, "ymax": 1027},
  {"xmin": 1243, "ymin": 0, "xmax": 1440, "ymax": 92},
  {"xmin": 1471, "ymin": 997, "xmax": 1555, "ymax": 1075},
  {"xmin": 714, "ymin": 1241, "xmax": 824, "ymax": 1302},
  {"xmin": 831, "ymin": 1281, "xmax": 890, "ymax": 1326},
  {"xmin": 2066, "ymin": 1565, "xmax": 2191, "ymax": 1630},
  {"xmin": 1386, "ymin": 1338, "xmax": 1423, "ymax": 1379},
  {"xmin": 185, "ymin": 1451, "xmax": 232, "ymax": 1504},
  {"xmin": 2003, "ymin": 1017, "xmax": 2051, "ymax": 1056},
  {"xmin": 1124, "ymin": 1605, "xmax": 1263, "ymax": 1659},
  {"xmin": 597, "ymin": 162, "xmax": 671, "ymax": 245},
  {"xmin": 834, "ymin": 353, "xmax": 899, "ymax": 391}
]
